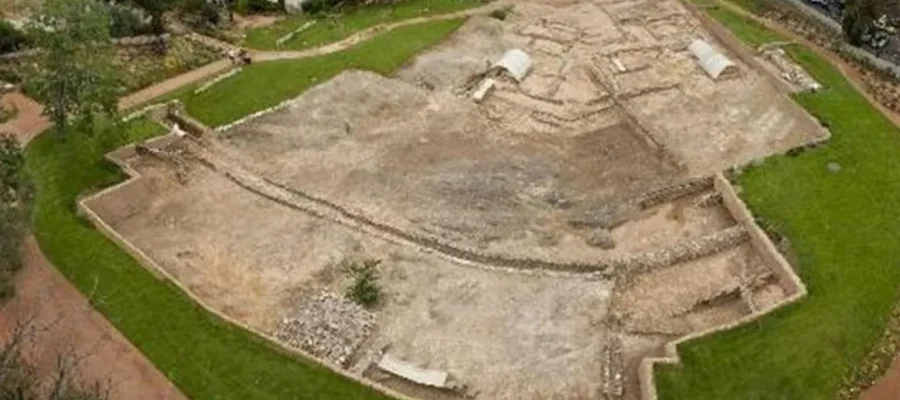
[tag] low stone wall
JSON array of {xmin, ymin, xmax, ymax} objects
[
  {"xmin": 714, "ymin": 175, "xmax": 803, "ymax": 295},
  {"xmin": 167, "ymin": 105, "xmax": 214, "ymax": 137},
  {"xmin": 194, "ymin": 67, "xmax": 241, "ymax": 95},
  {"xmin": 620, "ymin": 225, "xmax": 748, "ymax": 278},
  {"xmin": 631, "ymin": 177, "xmax": 714, "ymax": 210},
  {"xmin": 637, "ymin": 173, "xmax": 808, "ymax": 400}
]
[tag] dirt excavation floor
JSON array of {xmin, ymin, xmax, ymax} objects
[{"xmin": 83, "ymin": 0, "xmax": 825, "ymax": 399}]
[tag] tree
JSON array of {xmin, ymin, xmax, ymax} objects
[
  {"xmin": 132, "ymin": 0, "xmax": 176, "ymax": 35},
  {"xmin": 844, "ymin": 0, "xmax": 872, "ymax": 45},
  {"xmin": 28, "ymin": 0, "xmax": 120, "ymax": 138},
  {"xmin": 0, "ymin": 133, "xmax": 33, "ymax": 301},
  {"xmin": 0, "ymin": 316, "xmax": 110, "ymax": 400}
]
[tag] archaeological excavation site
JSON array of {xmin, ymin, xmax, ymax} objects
[{"xmin": 80, "ymin": 0, "xmax": 829, "ymax": 399}]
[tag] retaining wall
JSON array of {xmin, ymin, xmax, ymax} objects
[
  {"xmin": 714, "ymin": 175, "xmax": 803, "ymax": 295},
  {"xmin": 637, "ymin": 173, "xmax": 808, "ymax": 400}
]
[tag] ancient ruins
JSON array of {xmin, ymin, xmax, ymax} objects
[{"xmin": 81, "ymin": 0, "xmax": 827, "ymax": 398}]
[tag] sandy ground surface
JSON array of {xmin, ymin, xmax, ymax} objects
[
  {"xmin": 219, "ymin": 70, "xmax": 683, "ymax": 265},
  {"xmin": 0, "ymin": 238, "xmax": 186, "ymax": 400},
  {"xmin": 396, "ymin": 2, "xmax": 826, "ymax": 175},
  {"xmin": 86, "ymin": 156, "xmax": 622, "ymax": 400},
  {"xmin": 84, "ymin": 147, "xmax": 780, "ymax": 399},
  {"xmin": 215, "ymin": 0, "xmax": 826, "ymax": 266}
]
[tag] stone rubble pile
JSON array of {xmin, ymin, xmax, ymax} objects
[
  {"xmin": 273, "ymin": 291, "xmax": 376, "ymax": 367},
  {"xmin": 601, "ymin": 335, "xmax": 625, "ymax": 399}
]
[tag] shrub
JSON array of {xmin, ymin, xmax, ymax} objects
[
  {"xmin": 247, "ymin": 0, "xmax": 283, "ymax": 13},
  {"xmin": 0, "ymin": 134, "xmax": 33, "ymax": 303},
  {"xmin": 344, "ymin": 259, "xmax": 382, "ymax": 307},
  {"xmin": 109, "ymin": 4, "xmax": 154, "ymax": 38},
  {"xmin": 489, "ymin": 7, "xmax": 511, "ymax": 21},
  {"xmin": 301, "ymin": 0, "xmax": 336, "ymax": 15},
  {"xmin": 0, "ymin": 21, "xmax": 29, "ymax": 54},
  {"xmin": 0, "ymin": 67, "xmax": 22, "ymax": 84},
  {"xmin": 182, "ymin": 0, "xmax": 223, "ymax": 25},
  {"xmin": 234, "ymin": 0, "xmax": 283, "ymax": 14}
]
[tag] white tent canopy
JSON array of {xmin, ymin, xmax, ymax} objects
[
  {"xmin": 492, "ymin": 49, "xmax": 533, "ymax": 82},
  {"xmin": 688, "ymin": 39, "xmax": 736, "ymax": 79}
]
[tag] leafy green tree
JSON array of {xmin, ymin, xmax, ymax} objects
[
  {"xmin": 132, "ymin": 0, "xmax": 176, "ymax": 34},
  {"xmin": 28, "ymin": 0, "xmax": 120, "ymax": 138},
  {"xmin": 0, "ymin": 134, "xmax": 33, "ymax": 301},
  {"xmin": 843, "ymin": 0, "xmax": 877, "ymax": 45}
]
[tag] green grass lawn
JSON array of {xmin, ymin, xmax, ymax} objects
[
  {"xmin": 185, "ymin": 18, "xmax": 465, "ymax": 127},
  {"xmin": 24, "ymin": 17, "xmax": 466, "ymax": 400},
  {"xmin": 243, "ymin": 0, "xmax": 481, "ymax": 51},
  {"xmin": 655, "ymin": 4, "xmax": 900, "ymax": 400}
]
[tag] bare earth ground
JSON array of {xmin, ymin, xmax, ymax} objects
[
  {"xmin": 0, "ymin": 93, "xmax": 50, "ymax": 143},
  {"xmin": 864, "ymin": 356, "xmax": 900, "ymax": 400},
  {"xmin": 87, "ymin": 149, "xmax": 783, "ymax": 400},
  {"xmin": 82, "ymin": 0, "xmax": 827, "ymax": 399},
  {"xmin": 0, "ymin": 238, "xmax": 186, "ymax": 400}
]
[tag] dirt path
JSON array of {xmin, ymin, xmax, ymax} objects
[
  {"xmin": 118, "ymin": 59, "xmax": 233, "ymax": 111},
  {"xmin": 0, "ymin": 92, "xmax": 51, "ymax": 143},
  {"xmin": 863, "ymin": 356, "xmax": 900, "ymax": 400},
  {"xmin": 0, "ymin": 238, "xmax": 187, "ymax": 400},
  {"xmin": 122, "ymin": 3, "xmax": 506, "ymax": 109},
  {"xmin": 251, "ymin": 3, "xmax": 507, "ymax": 62}
]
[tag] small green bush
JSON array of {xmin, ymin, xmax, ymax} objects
[
  {"xmin": 0, "ymin": 133, "xmax": 33, "ymax": 303},
  {"xmin": 301, "ymin": 0, "xmax": 335, "ymax": 15},
  {"xmin": 0, "ymin": 21, "xmax": 29, "ymax": 54},
  {"xmin": 489, "ymin": 7, "xmax": 510, "ymax": 21},
  {"xmin": 344, "ymin": 259, "xmax": 382, "ymax": 307},
  {"xmin": 109, "ymin": 4, "xmax": 154, "ymax": 38},
  {"xmin": 235, "ymin": 0, "xmax": 283, "ymax": 14}
]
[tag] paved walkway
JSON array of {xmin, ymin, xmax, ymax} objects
[
  {"xmin": 118, "ymin": 59, "xmax": 233, "ymax": 111},
  {"xmin": 0, "ymin": 238, "xmax": 187, "ymax": 400},
  {"xmin": 120, "ymin": 2, "xmax": 506, "ymax": 110}
]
